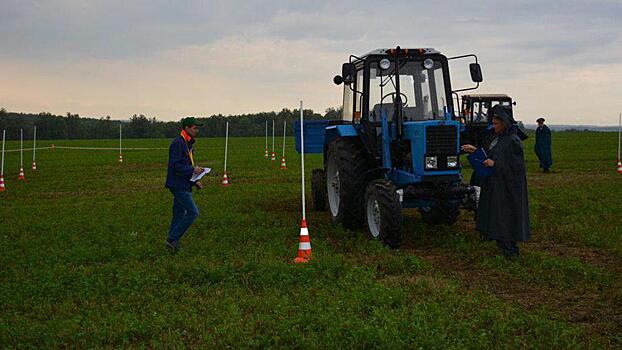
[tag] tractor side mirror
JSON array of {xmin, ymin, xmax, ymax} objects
[
  {"xmin": 341, "ymin": 63, "xmax": 356, "ymax": 85},
  {"xmin": 469, "ymin": 63, "xmax": 483, "ymax": 83},
  {"xmin": 333, "ymin": 75, "xmax": 343, "ymax": 85}
]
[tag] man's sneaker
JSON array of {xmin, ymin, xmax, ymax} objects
[{"xmin": 165, "ymin": 240, "xmax": 179, "ymax": 253}]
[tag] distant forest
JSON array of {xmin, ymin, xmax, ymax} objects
[{"xmin": 0, "ymin": 107, "xmax": 341, "ymax": 140}]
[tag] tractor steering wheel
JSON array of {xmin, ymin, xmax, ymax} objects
[{"xmin": 381, "ymin": 92, "xmax": 408, "ymax": 107}]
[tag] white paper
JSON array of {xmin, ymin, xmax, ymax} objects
[{"xmin": 190, "ymin": 167, "xmax": 211, "ymax": 182}]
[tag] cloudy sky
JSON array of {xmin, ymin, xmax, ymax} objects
[{"xmin": 1, "ymin": 0, "xmax": 621, "ymax": 125}]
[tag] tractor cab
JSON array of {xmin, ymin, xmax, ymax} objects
[{"xmin": 459, "ymin": 94, "xmax": 516, "ymax": 148}]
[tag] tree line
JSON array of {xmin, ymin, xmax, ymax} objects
[{"xmin": 0, "ymin": 107, "xmax": 342, "ymax": 140}]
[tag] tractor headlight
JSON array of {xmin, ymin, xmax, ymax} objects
[
  {"xmin": 423, "ymin": 58, "xmax": 435, "ymax": 69},
  {"xmin": 447, "ymin": 156, "xmax": 458, "ymax": 168},
  {"xmin": 425, "ymin": 156, "xmax": 438, "ymax": 169},
  {"xmin": 379, "ymin": 58, "xmax": 391, "ymax": 70}
]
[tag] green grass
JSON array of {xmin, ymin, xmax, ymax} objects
[{"xmin": 0, "ymin": 132, "xmax": 621, "ymax": 348}]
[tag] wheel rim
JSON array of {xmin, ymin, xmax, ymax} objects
[
  {"xmin": 366, "ymin": 195, "xmax": 381, "ymax": 239},
  {"xmin": 327, "ymin": 158, "xmax": 340, "ymax": 217}
]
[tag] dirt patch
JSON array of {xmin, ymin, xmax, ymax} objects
[
  {"xmin": 532, "ymin": 241, "xmax": 622, "ymax": 273},
  {"xmin": 406, "ymin": 245, "xmax": 621, "ymax": 345}
]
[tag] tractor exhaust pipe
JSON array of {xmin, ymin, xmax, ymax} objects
[{"xmin": 393, "ymin": 46, "xmax": 403, "ymax": 139}]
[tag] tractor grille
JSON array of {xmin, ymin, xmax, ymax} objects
[{"xmin": 426, "ymin": 126, "xmax": 457, "ymax": 154}]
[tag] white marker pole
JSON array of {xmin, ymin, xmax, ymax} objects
[
  {"xmin": 224, "ymin": 121, "xmax": 229, "ymax": 174},
  {"xmin": 617, "ymin": 113, "xmax": 621, "ymax": 162},
  {"xmin": 271, "ymin": 119, "xmax": 276, "ymax": 161},
  {"xmin": 119, "ymin": 124, "xmax": 123, "ymax": 163},
  {"xmin": 1, "ymin": 130, "xmax": 5, "ymax": 176},
  {"xmin": 300, "ymin": 101, "xmax": 306, "ymax": 221},
  {"xmin": 0, "ymin": 130, "xmax": 5, "ymax": 190},
  {"xmin": 282, "ymin": 120, "xmax": 287, "ymax": 158},
  {"xmin": 32, "ymin": 125, "xmax": 37, "ymax": 170},
  {"xmin": 222, "ymin": 121, "xmax": 230, "ymax": 186},
  {"xmin": 293, "ymin": 101, "xmax": 311, "ymax": 263},
  {"xmin": 18, "ymin": 129, "xmax": 24, "ymax": 180},
  {"xmin": 20, "ymin": 129, "xmax": 23, "ymax": 168},
  {"xmin": 264, "ymin": 120, "xmax": 268, "ymax": 158}
]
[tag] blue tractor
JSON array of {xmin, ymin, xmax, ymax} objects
[{"xmin": 298, "ymin": 47, "xmax": 484, "ymax": 248}]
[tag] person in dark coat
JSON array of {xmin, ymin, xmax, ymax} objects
[
  {"xmin": 165, "ymin": 117, "xmax": 205, "ymax": 253},
  {"xmin": 534, "ymin": 117, "xmax": 552, "ymax": 172},
  {"xmin": 461, "ymin": 105, "xmax": 531, "ymax": 258}
]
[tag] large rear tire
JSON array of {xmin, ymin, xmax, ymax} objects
[
  {"xmin": 311, "ymin": 168, "xmax": 327, "ymax": 211},
  {"xmin": 326, "ymin": 137, "xmax": 372, "ymax": 230},
  {"xmin": 419, "ymin": 202, "xmax": 460, "ymax": 225},
  {"xmin": 364, "ymin": 180, "xmax": 403, "ymax": 249}
]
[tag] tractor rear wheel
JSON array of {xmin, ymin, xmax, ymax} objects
[
  {"xmin": 419, "ymin": 202, "xmax": 460, "ymax": 225},
  {"xmin": 364, "ymin": 180, "xmax": 403, "ymax": 249},
  {"xmin": 311, "ymin": 168, "xmax": 327, "ymax": 211},
  {"xmin": 326, "ymin": 137, "xmax": 372, "ymax": 230}
]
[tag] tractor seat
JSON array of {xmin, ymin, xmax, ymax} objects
[
  {"xmin": 370, "ymin": 103, "xmax": 394, "ymax": 122},
  {"xmin": 403, "ymin": 107, "xmax": 426, "ymax": 121}
]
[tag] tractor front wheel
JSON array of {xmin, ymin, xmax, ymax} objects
[
  {"xmin": 326, "ymin": 137, "xmax": 371, "ymax": 230},
  {"xmin": 364, "ymin": 180, "xmax": 403, "ymax": 249}
]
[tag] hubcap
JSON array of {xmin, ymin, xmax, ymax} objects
[
  {"xmin": 327, "ymin": 159, "xmax": 340, "ymax": 217},
  {"xmin": 366, "ymin": 196, "xmax": 381, "ymax": 239}
]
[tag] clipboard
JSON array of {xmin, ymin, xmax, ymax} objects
[
  {"xmin": 190, "ymin": 167, "xmax": 211, "ymax": 182},
  {"xmin": 467, "ymin": 148, "xmax": 493, "ymax": 178}
]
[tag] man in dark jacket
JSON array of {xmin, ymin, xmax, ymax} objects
[
  {"xmin": 534, "ymin": 117, "xmax": 553, "ymax": 172},
  {"xmin": 462, "ymin": 105, "xmax": 531, "ymax": 258},
  {"xmin": 165, "ymin": 117, "xmax": 205, "ymax": 253}
]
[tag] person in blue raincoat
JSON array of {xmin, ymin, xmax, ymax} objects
[
  {"xmin": 534, "ymin": 117, "xmax": 552, "ymax": 172},
  {"xmin": 462, "ymin": 105, "xmax": 531, "ymax": 258}
]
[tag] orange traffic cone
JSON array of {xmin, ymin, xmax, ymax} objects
[
  {"xmin": 293, "ymin": 219, "xmax": 312, "ymax": 263},
  {"xmin": 264, "ymin": 148, "xmax": 269, "ymax": 158},
  {"xmin": 18, "ymin": 167, "xmax": 25, "ymax": 181},
  {"xmin": 222, "ymin": 172, "xmax": 229, "ymax": 187},
  {"xmin": 118, "ymin": 154, "xmax": 123, "ymax": 163},
  {"xmin": 271, "ymin": 151, "xmax": 276, "ymax": 162},
  {"xmin": 32, "ymin": 161, "xmax": 37, "ymax": 171},
  {"xmin": 617, "ymin": 160, "xmax": 622, "ymax": 173},
  {"xmin": 280, "ymin": 156, "xmax": 287, "ymax": 170},
  {"xmin": 0, "ymin": 175, "xmax": 5, "ymax": 192}
]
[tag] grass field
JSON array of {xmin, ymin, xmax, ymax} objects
[{"xmin": 1, "ymin": 131, "xmax": 621, "ymax": 348}]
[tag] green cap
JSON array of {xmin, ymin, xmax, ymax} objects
[{"xmin": 181, "ymin": 117, "xmax": 203, "ymax": 128}]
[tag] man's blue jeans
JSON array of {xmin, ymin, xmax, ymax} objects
[{"xmin": 168, "ymin": 190, "xmax": 199, "ymax": 245}]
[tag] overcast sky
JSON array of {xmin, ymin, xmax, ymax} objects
[{"xmin": 1, "ymin": 0, "xmax": 621, "ymax": 125}]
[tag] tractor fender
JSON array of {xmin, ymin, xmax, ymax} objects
[{"xmin": 324, "ymin": 124, "xmax": 358, "ymax": 148}]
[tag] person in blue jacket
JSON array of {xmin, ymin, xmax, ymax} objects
[
  {"xmin": 165, "ymin": 117, "xmax": 205, "ymax": 253},
  {"xmin": 534, "ymin": 117, "xmax": 553, "ymax": 172}
]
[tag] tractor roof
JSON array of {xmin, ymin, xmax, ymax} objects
[
  {"xmin": 359, "ymin": 48, "xmax": 441, "ymax": 58},
  {"xmin": 462, "ymin": 94, "xmax": 511, "ymax": 100}
]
